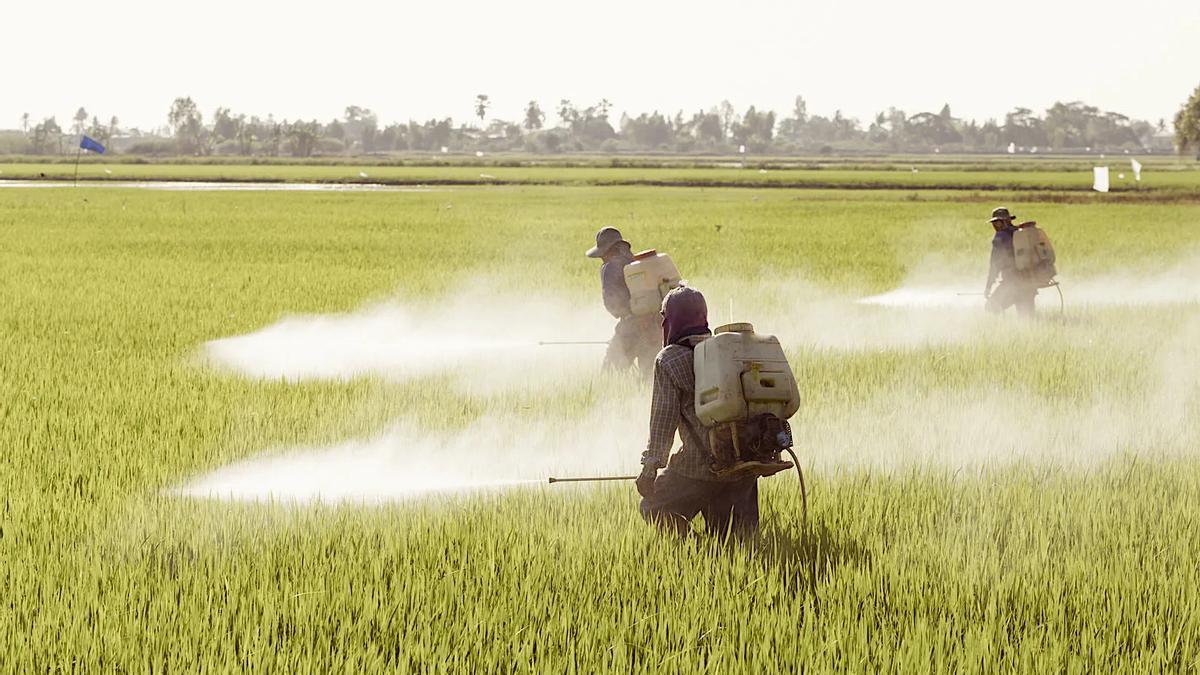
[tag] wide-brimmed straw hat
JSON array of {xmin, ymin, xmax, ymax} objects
[{"xmin": 586, "ymin": 226, "xmax": 626, "ymax": 258}]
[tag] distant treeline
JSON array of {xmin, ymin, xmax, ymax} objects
[{"xmin": 0, "ymin": 95, "xmax": 1184, "ymax": 158}]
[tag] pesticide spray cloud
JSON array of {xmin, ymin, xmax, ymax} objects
[
  {"xmin": 201, "ymin": 289, "xmax": 616, "ymax": 394},
  {"xmin": 799, "ymin": 313, "xmax": 1200, "ymax": 474},
  {"xmin": 858, "ymin": 254, "xmax": 1200, "ymax": 310},
  {"xmin": 189, "ymin": 286, "xmax": 652, "ymax": 501},
  {"xmin": 806, "ymin": 255, "xmax": 1200, "ymax": 472},
  {"xmin": 180, "ymin": 311, "xmax": 1200, "ymax": 502},
  {"xmin": 202, "ymin": 273, "xmax": 1001, "ymax": 402},
  {"xmin": 700, "ymin": 276, "xmax": 991, "ymax": 352},
  {"xmin": 704, "ymin": 260, "xmax": 1200, "ymax": 474},
  {"xmin": 174, "ymin": 395, "xmax": 646, "ymax": 503},
  {"xmin": 183, "ymin": 280, "xmax": 997, "ymax": 503},
  {"xmin": 182, "ymin": 262, "xmax": 1200, "ymax": 504}
]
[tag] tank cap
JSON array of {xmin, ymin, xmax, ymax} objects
[
  {"xmin": 714, "ymin": 322, "xmax": 754, "ymax": 334},
  {"xmin": 632, "ymin": 249, "xmax": 658, "ymax": 260}
]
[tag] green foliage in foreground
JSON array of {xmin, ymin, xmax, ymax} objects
[{"xmin": 2, "ymin": 186, "xmax": 1200, "ymax": 670}]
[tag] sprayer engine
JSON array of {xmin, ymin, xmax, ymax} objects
[
  {"xmin": 694, "ymin": 323, "xmax": 801, "ymax": 481},
  {"xmin": 707, "ymin": 413, "xmax": 794, "ymax": 480}
]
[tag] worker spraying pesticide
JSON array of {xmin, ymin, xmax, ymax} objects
[
  {"xmin": 635, "ymin": 286, "xmax": 802, "ymax": 537},
  {"xmin": 984, "ymin": 207, "xmax": 1059, "ymax": 317},
  {"xmin": 585, "ymin": 226, "xmax": 681, "ymax": 375},
  {"xmin": 546, "ymin": 285, "xmax": 806, "ymax": 535}
]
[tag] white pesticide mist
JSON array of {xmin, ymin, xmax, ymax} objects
[
  {"xmin": 174, "ymin": 395, "xmax": 646, "ymax": 503},
  {"xmin": 708, "ymin": 272, "xmax": 1197, "ymax": 473},
  {"xmin": 178, "ymin": 311, "xmax": 1200, "ymax": 501},
  {"xmin": 200, "ymin": 250, "xmax": 1200, "ymax": 389},
  {"xmin": 858, "ymin": 254, "xmax": 1200, "ymax": 310},
  {"xmin": 800, "ymin": 387, "xmax": 1188, "ymax": 475},
  {"xmin": 201, "ymin": 290, "xmax": 617, "ymax": 395},
  {"xmin": 181, "ymin": 265, "xmax": 1200, "ymax": 504},
  {"xmin": 817, "ymin": 254, "xmax": 1200, "ymax": 472},
  {"xmin": 202, "ymin": 274, "xmax": 1001, "ymax": 400},
  {"xmin": 702, "ymin": 276, "xmax": 991, "ymax": 352},
  {"xmin": 800, "ymin": 313, "xmax": 1200, "ymax": 474},
  {"xmin": 181, "ymin": 280, "xmax": 995, "ymax": 504}
]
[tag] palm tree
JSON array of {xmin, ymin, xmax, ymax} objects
[
  {"xmin": 73, "ymin": 107, "xmax": 88, "ymax": 136},
  {"xmin": 474, "ymin": 94, "xmax": 490, "ymax": 125}
]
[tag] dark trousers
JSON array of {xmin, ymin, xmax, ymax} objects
[
  {"xmin": 603, "ymin": 315, "xmax": 661, "ymax": 376},
  {"xmin": 639, "ymin": 470, "xmax": 759, "ymax": 537},
  {"xmin": 986, "ymin": 280, "xmax": 1037, "ymax": 318}
]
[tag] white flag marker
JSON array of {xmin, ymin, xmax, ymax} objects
[
  {"xmin": 1131, "ymin": 158, "xmax": 1143, "ymax": 182},
  {"xmin": 1093, "ymin": 167, "xmax": 1110, "ymax": 193}
]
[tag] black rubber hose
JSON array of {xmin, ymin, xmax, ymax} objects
[{"xmin": 784, "ymin": 447, "xmax": 807, "ymax": 525}]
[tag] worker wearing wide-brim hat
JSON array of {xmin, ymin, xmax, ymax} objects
[
  {"xmin": 587, "ymin": 226, "xmax": 661, "ymax": 375},
  {"xmin": 984, "ymin": 207, "xmax": 1037, "ymax": 317}
]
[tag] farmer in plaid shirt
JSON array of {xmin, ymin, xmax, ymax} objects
[{"xmin": 637, "ymin": 286, "xmax": 760, "ymax": 536}]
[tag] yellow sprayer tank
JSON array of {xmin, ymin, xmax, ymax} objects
[
  {"xmin": 1012, "ymin": 222, "xmax": 1056, "ymax": 272},
  {"xmin": 623, "ymin": 249, "xmax": 682, "ymax": 317},
  {"xmin": 694, "ymin": 323, "xmax": 800, "ymax": 426}
]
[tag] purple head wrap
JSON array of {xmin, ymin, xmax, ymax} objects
[{"xmin": 661, "ymin": 286, "xmax": 710, "ymax": 346}]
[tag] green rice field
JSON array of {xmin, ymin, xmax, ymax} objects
[{"xmin": 2, "ymin": 171, "xmax": 1200, "ymax": 670}]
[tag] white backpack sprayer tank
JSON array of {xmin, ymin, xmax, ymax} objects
[
  {"xmin": 1012, "ymin": 221, "xmax": 1064, "ymax": 312},
  {"xmin": 693, "ymin": 323, "xmax": 802, "ymax": 484},
  {"xmin": 1012, "ymin": 221, "xmax": 1057, "ymax": 286},
  {"xmin": 623, "ymin": 250, "xmax": 682, "ymax": 317}
]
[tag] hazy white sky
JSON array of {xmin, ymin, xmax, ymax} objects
[{"xmin": 6, "ymin": 0, "xmax": 1198, "ymax": 131}]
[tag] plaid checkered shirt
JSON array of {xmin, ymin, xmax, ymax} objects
[{"xmin": 641, "ymin": 341, "xmax": 719, "ymax": 481}]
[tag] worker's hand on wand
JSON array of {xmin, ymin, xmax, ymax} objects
[{"xmin": 636, "ymin": 464, "xmax": 658, "ymax": 499}]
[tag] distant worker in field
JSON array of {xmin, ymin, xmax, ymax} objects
[
  {"xmin": 586, "ymin": 226, "xmax": 674, "ymax": 374},
  {"xmin": 637, "ymin": 286, "xmax": 800, "ymax": 538},
  {"xmin": 983, "ymin": 207, "xmax": 1057, "ymax": 317}
]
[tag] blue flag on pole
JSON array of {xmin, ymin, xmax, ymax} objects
[{"xmin": 80, "ymin": 135, "xmax": 106, "ymax": 154}]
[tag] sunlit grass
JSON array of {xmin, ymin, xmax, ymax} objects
[{"xmin": 2, "ymin": 184, "xmax": 1199, "ymax": 669}]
